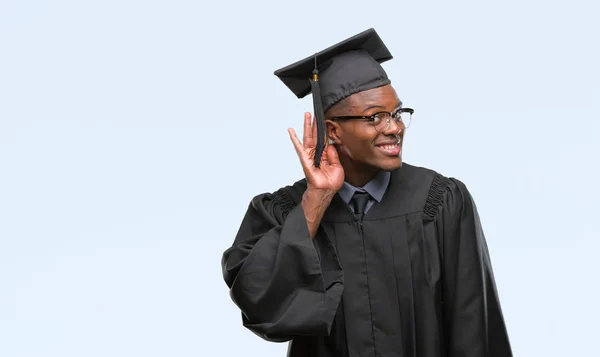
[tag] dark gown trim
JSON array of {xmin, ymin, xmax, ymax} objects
[
  {"xmin": 272, "ymin": 186, "xmax": 297, "ymax": 220},
  {"xmin": 423, "ymin": 173, "xmax": 451, "ymax": 222}
]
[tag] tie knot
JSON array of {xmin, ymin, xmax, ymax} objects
[{"xmin": 351, "ymin": 191, "xmax": 371, "ymax": 216}]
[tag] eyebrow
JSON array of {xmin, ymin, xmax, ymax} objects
[{"xmin": 361, "ymin": 101, "xmax": 403, "ymax": 114}]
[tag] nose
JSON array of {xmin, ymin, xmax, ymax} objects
[{"xmin": 382, "ymin": 118, "xmax": 405, "ymax": 135}]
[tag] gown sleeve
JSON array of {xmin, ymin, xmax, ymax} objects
[
  {"xmin": 439, "ymin": 178, "xmax": 513, "ymax": 357},
  {"xmin": 221, "ymin": 191, "xmax": 344, "ymax": 342}
]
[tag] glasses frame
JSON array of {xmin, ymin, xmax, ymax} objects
[{"xmin": 330, "ymin": 107, "xmax": 415, "ymax": 132}]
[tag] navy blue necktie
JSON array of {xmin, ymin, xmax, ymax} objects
[{"xmin": 351, "ymin": 191, "xmax": 371, "ymax": 220}]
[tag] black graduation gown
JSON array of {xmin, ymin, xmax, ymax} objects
[{"xmin": 222, "ymin": 163, "xmax": 512, "ymax": 357}]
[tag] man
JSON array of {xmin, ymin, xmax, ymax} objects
[{"xmin": 221, "ymin": 28, "xmax": 513, "ymax": 357}]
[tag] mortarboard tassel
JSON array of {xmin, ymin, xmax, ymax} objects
[{"xmin": 309, "ymin": 54, "xmax": 327, "ymax": 168}]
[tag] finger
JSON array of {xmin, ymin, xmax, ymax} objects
[
  {"xmin": 288, "ymin": 128, "xmax": 305, "ymax": 158},
  {"xmin": 325, "ymin": 143, "xmax": 341, "ymax": 166},
  {"xmin": 303, "ymin": 112, "xmax": 313, "ymax": 149},
  {"xmin": 289, "ymin": 128, "xmax": 314, "ymax": 178}
]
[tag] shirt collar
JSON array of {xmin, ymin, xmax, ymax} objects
[{"xmin": 338, "ymin": 170, "xmax": 391, "ymax": 204}]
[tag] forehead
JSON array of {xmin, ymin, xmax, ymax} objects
[{"xmin": 344, "ymin": 84, "xmax": 401, "ymax": 110}]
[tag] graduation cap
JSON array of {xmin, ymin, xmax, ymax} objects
[{"xmin": 274, "ymin": 28, "xmax": 393, "ymax": 167}]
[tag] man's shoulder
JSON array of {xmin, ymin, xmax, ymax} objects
[
  {"xmin": 400, "ymin": 162, "xmax": 468, "ymax": 185},
  {"xmin": 400, "ymin": 162, "xmax": 439, "ymax": 179},
  {"xmin": 395, "ymin": 162, "xmax": 461, "ymax": 216},
  {"xmin": 247, "ymin": 178, "xmax": 307, "ymax": 211},
  {"xmin": 272, "ymin": 178, "xmax": 308, "ymax": 204},
  {"xmin": 399, "ymin": 162, "xmax": 474, "ymax": 219},
  {"xmin": 397, "ymin": 162, "xmax": 449, "ymax": 190}
]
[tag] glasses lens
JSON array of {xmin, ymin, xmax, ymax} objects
[
  {"xmin": 373, "ymin": 113, "xmax": 390, "ymax": 132},
  {"xmin": 372, "ymin": 109, "xmax": 414, "ymax": 132},
  {"xmin": 400, "ymin": 111, "xmax": 412, "ymax": 129}
]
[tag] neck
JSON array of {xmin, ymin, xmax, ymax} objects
[{"xmin": 340, "ymin": 158, "xmax": 379, "ymax": 187}]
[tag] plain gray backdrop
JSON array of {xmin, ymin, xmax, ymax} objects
[{"xmin": 1, "ymin": 0, "xmax": 598, "ymax": 356}]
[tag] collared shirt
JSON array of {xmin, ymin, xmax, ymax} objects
[{"xmin": 337, "ymin": 170, "xmax": 391, "ymax": 214}]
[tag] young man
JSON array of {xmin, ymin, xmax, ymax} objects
[{"xmin": 221, "ymin": 29, "xmax": 513, "ymax": 357}]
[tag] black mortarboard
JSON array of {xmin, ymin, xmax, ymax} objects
[{"xmin": 274, "ymin": 28, "xmax": 393, "ymax": 167}]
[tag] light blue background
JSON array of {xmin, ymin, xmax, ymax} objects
[{"xmin": 1, "ymin": 0, "xmax": 598, "ymax": 356}]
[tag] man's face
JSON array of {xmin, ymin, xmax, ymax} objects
[{"xmin": 326, "ymin": 84, "xmax": 406, "ymax": 172}]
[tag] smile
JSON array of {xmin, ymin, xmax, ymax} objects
[{"xmin": 375, "ymin": 142, "xmax": 401, "ymax": 156}]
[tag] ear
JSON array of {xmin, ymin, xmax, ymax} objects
[{"xmin": 326, "ymin": 120, "xmax": 343, "ymax": 145}]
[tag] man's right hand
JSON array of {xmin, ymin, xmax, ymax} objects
[
  {"xmin": 288, "ymin": 112, "xmax": 345, "ymax": 193},
  {"xmin": 288, "ymin": 113, "xmax": 345, "ymax": 238}
]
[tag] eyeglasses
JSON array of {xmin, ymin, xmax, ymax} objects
[{"xmin": 330, "ymin": 107, "xmax": 415, "ymax": 133}]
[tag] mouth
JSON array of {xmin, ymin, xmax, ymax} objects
[{"xmin": 375, "ymin": 140, "xmax": 402, "ymax": 156}]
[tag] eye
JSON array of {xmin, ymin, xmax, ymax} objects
[{"xmin": 370, "ymin": 113, "xmax": 386, "ymax": 125}]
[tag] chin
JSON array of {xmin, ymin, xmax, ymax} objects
[{"xmin": 376, "ymin": 157, "xmax": 403, "ymax": 172}]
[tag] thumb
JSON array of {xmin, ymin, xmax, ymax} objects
[{"xmin": 325, "ymin": 144, "xmax": 341, "ymax": 166}]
